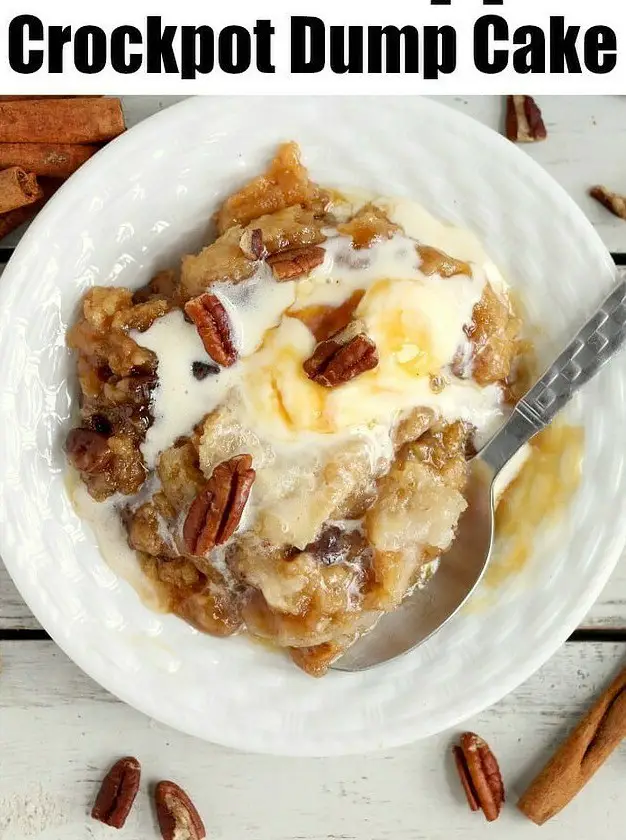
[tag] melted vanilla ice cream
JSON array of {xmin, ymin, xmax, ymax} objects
[{"xmin": 138, "ymin": 198, "xmax": 507, "ymax": 461}]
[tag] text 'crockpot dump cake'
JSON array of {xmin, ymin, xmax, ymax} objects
[{"xmin": 65, "ymin": 142, "xmax": 532, "ymax": 677}]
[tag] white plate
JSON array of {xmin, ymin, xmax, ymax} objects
[{"xmin": 1, "ymin": 96, "xmax": 625, "ymax": 757}]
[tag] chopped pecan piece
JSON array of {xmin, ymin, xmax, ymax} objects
[
  {"xmin": 267, "ymin": 244, "xmax": 326, "ymax": 281},
  {"xmin": 453, "ymin": 732, "xmax": 505, "ymax": 822},
  {"xmin": 183, "ymin": 454, "xmax": 255, "ymax": 556},
  {"xmin": 66, "ymin": 428, "xmax": 112, "ymax": 474},
  {"xmin": 91, "ymin": 756, "xmax": 141, "ymax": 829},
  {"xmin": 184, "ymin": 293, "xmax": 237, "ymax": 367},
  {"xmin": 590, "ymin": 185, "xmax": 626, "ymax": 220},
  {"xmin": 239, "ymin": 227, "xmax": 267, "ymax": 259},
  {"xmin": 505, "ymin": 95, "xmax": 547, "ymax": 143},
  {"xmin": 155, "ymin": 780, "xmax": 206, "ymax": 840},
  {"xmin": 303, "ymin": 320, "xmax": 379, "ymax": 387}
]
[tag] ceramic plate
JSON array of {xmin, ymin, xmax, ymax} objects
[{"xmin": 1, "ymin": 97, "xmax": 625, "ymax": 756}]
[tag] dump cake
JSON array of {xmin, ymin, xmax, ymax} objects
[{"xmin": 66, "ymin": 142, "xmax": 528, "ymax": 676}]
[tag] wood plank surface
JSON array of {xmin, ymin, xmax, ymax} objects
[{"xmin": 0, "ymin": 640, "xmax": 624, "ymax": 839}]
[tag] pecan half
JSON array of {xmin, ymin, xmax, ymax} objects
[
  {"xmin": 183, "ymin": 454, "xmax": 255, "ymax": 556},
  {"xmin": 453, "ymin": 732, "xmax": 505, "ymax": 822},
  {"xmin": 91, "ymin": 756, "xmax": 141, "ymax": 829},
  {"xmin": 184, "ymin": 293, "xmax": 237, "ymax": 367},
  {"xmin": 239, "ymin": 227, "xmax": 267, "ymax": 260},
  {"xmin": 303, "ymin": 320, "xmax": 378, "ymax": 387},
  {"xmin": 590, "ymin": 185, "xmax": 626, "ymax": 220},
  {"xmin": 267, "ymin": 245, "xmax": 325, "ymax": 281},
  {"xmin": 505, "ymin": 95, "xmax": 547, "ymax": 143},
  {"xmin": 155, "ymin": 780, "xmax": 206, "ymax": 840},
  {"xmin": 66, "ymin": 428, "xmax": 112, "ymax": 474}
]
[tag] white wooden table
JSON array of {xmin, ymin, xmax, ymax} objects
[{"xmin": 1, "ymin": 96, "xmax": 626, "ymax": 839}]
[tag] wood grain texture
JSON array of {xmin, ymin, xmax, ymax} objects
[
  {"xmin": 0, "ymin": 641, "xmax": 624, "ymax": 839},
  {"xmin": 0, "ymin": 565, "xmax": 42, "ymax": 630}
]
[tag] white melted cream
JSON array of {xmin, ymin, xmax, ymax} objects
[
  {"xmin": 78, "ymin": 195, "xmax": 522, "ymax": 590},
  {"xmin": 136, "ymin": 309, "xmax": 230, "ymax": 469},
  {"xmin": 70, "ymin": 478, "xmax": 165, "ymax": 610},
  {"xmin": 213, "ymin": 267, "xmax": 296, "ymax": 356},
  {"xmin": 139, "ymin": 227, "xmax": 505, "ymax": 463},
  {"xmin": 135, "ymin": 272, "xmax": 297, "ymax": 470}
]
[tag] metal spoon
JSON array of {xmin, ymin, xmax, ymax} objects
[{"xmin": 333, "ymin": 278, "xmax": 626, "ymax": 672}]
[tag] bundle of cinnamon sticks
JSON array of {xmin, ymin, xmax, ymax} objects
[{"xmin": 0, "ymin": 96, "xmax": 125, "ymax": 243}]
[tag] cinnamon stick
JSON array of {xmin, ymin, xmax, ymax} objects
[
  {"xmin": 0, "ymin": 143, "xmax": 98, "ymax": 178},
  {"xmin": 0, "ymin": 166, "xmax": 42, "ymax": 213},
  {"xmin": 0, "ymin": 96, "xmax": 54, "ymax": 102},
  {"xmin": 517, "ymin": 665, "xmax": 626, "ymax": 825},
  {"xmin": 0, "ymin": 98, "xmax": 125, "ymax": 144},
  {"xmin": 0, "ymin": 95, "xmax": 103, "ymax": 101},
  {"xmin": 0, "ymin": 178, "xmax": 61, "ymax": 243}
]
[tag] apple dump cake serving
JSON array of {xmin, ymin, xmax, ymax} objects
[{"xmin": 65, "ymin": 142, "xmax": 528, "ymax": 677}]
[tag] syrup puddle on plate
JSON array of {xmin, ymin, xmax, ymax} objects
[{"xmin": 467, "ymin": 419, "xmax": 584, "ymax": 612}]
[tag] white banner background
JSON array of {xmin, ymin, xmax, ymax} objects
[{"xmin": 0, "ymin": 0, "xmax": 622, "ymax": 94}]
